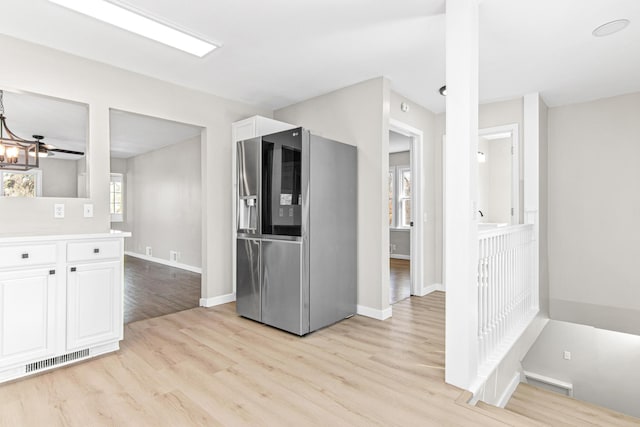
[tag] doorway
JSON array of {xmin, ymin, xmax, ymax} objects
[
  {"xmin": 389, "ymin": 130, "xmax": 412, "ymax": 303},
  {"xmin": 478, "ymin": 124, "xmax": 520, "ymax": 226},
  {"xmin": 109, "ymin": 109, "xmax": 204, "ymax": 324},
  {"xmin": 388, "ymin": 119, "xmax": 425, "ymax": 303}
]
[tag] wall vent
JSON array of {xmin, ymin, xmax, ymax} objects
[{"xmin": 25, "ymin": 349, "xmax": 90, "ymax": 373}]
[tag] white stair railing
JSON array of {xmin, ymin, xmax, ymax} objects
[{"xmin": 477, "ymin": 224, "xmax": 537, "ymax": 376}]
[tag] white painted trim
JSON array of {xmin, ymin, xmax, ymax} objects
[
  {"xmin": 389, "ymin": 118, "xmax": 424, "ymax": 299},
  {"xmin": 497, "ymin": 372, "xmax": 522, "ymax": 408},
  {"xmin": 200, "ymin": 292, "xmax": 236, "ymax": 308},
  {"xmin": 357, "ymin": 305, "xmax": 392, "ymax": 320},
  {"xmin": 124, "ymin": 251, "xmax": 202, "ymax": 274},
  {"xmin": 418, "ymin": 283, "xmax": 445, "ymax": 297},
  {"xmin": 390, "ymin": 254, "xmax": 410, "ymax": 260},
  {"xmin": 478, "ymin": 123, "xmax": 519, "ymax": 225}
]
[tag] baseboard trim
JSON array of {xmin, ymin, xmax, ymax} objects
[
  {"xmin": 390, "ymin": 254, "xmax": 410, "ymax": 260},
  {"xmin": 357, "ymin": 305, "xmax": 392, "ymax": 320},
  {"xmin": 417, "ymin": 283, "xmax": 445, "ymax": 297},
  {"xmin": 200, "ymin": 293, "xmax": 236, "ymax": 308},
  {"xmin": 497, "ymin": 372, "xmax": 522, "ymax": 408},
  {"xmin": 125, "ymin": 251, "xmax": 202, "ymax": 274}
]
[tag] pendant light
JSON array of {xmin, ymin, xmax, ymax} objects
[{"xmin": 0, "ymin": 90, "xmax": 40, "ymax": 171}]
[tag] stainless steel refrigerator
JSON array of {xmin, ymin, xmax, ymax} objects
[{"xmin": 236, "ymin": 127, "xmax": 357, "ymax": 335}]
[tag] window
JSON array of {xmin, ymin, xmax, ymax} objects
[
  {"xmin": 0, "ymin": 170, "xmax": 42, "ymax": 197},
  {"xmin": 388, "ymin": 165, "xmax": 411, "ymax": 229},
  {"xmin": 388, "ymin": 168, "xmax": 395, "ymax": 226},
  {"xmin": 398, "ymin": 167, "xmax": 411, "ymax": 228},
  {"xmin": 110, "ymin": 173, "xmax": 123, "ymax": 222}
]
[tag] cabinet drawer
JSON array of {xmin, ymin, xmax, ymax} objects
[
  {"xmin": 0, "ymin": 244, "xmax": 57, "ymax": 269},
  {"xmin": 67, "ymin": 240, "xmax": 121, "ymax": 263}
]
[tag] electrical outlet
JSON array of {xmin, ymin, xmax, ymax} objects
[
  {"xmin": 563, "ymin": 351, "xmax": 571, "ymax": 360},
  {"xmin": 145, "ymin": 246, "xmax": 152, "ymax": 256},
  {"xmin": 83, "ymin": 203, "xmax": 94, "ymax": 218},
  {"xmin": 169, "ymin": 250, "xmax": 178, "ymax": 262},
  {"xmin": 54, "ymin": 204, "xmax": 65, "ymax": 218}
]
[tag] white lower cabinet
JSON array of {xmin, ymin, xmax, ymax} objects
[
  {"xmin": 0, "ymin": 232, "xmax": 129, "ymax": 383},
  {"xmin": 0, "ymin": 268, "xmax": 58, "ymax": 368},
  {"xmin": 67, "ymin": 260, "xmax": 121, "ymax": 351}
]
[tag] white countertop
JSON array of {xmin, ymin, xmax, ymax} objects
[{"xmin": 0, "ymin": 230, "xmax": 131, "ymax": 244}]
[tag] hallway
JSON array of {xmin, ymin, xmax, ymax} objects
[{"xmin": 390, "ymin": 258, "xmax": 410, "ymax": 304}]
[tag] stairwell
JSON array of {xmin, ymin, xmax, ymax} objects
[{"xmin": 459, "ymin": 383, "xmax": 640, "ymax": 426}]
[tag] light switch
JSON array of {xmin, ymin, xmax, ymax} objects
[
  {"xmin": 83, "ymin": 203, "xmax": 94, "ymax": 218},
  {"xmin": 54, "ymin": 204, "xmax": 65, "ymax": 219}
]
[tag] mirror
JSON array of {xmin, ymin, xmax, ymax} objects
[
  {"xmin": 0, "ymin": 89, "xmax": 89, "ymax": 198},
  {"xmin": 477, "ymin": 124, "xmax": 519, "ymax": 227}
]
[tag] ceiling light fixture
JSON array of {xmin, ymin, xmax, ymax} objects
[
  {"xmin": 48, "ymin": 0, "xmax": 219, "ymax": 57},
  {"xmin": 592, "ymin": 19, "xmax": 630, "ymax": 37},
  {"xmin": 439, "ymin": 85, "xmax": 447, "ymax": 96},
  {"xmin": 0, "ymin": 91, "xmax": 40, "ymax": 171}
]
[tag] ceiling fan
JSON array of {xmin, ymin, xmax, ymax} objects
[{"xmin": 31, "ymin": 135, "xmax": 84, "ymax": 158}]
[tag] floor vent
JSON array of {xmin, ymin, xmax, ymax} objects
[{"xmin": 25, "ymin": 349, "xmax": 90, "ymax": 373}]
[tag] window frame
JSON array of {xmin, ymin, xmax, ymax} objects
[
  {"xmin": 389, "ymin": 164, "xmax": 411, "ymax": 230},
  {"xmin": 0, "ymin": 169, "xmax": 43, "ymax": 197},
  {"xmin": 109, "ymin": 173, "xmax": 124, "ymax": 223},
  {"xmin": 396, "ymin": 166, "xmax": 411, "ymax": 229},
  {"xmin": 388, "ymin": 167, "xmax": 396, "ymax": 228}
]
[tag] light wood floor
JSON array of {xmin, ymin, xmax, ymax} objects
[
  {"xmin": 1, "ymin": 292, "xmax": 636, "ymax": 426},
  {"xmin": 124, "ymin": 255, "xmax": 201, "ymax": 324},
  {"xmin": 505, "ymin": 382, "xmax": 639, "ymax": 426},
  {"xmin": 390, "ymin": 258, "xmax": 410, "ymax": 304}
]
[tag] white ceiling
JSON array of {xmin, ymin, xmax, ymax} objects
[
  {"xmin": 389, "ymin": 131, "xmax": 411, "ymax": 154},
  {"xmin": 1, "ymin": 90, "xmax": 87, "ymax": 159},
  {"xmin": 1, "ymin": 90, "xmax": 201, "ymax": 160},
  {"xmin": 0, "ymin": 0, "xmax": 639, "ymax": 115},
  {"xmin": 109, "ymin": 110, "xmax": 202, "ymax": 158}
]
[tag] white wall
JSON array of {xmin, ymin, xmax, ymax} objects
[
  {"xmin": 114, "ymin": 137, "xmax": 202, "ymax": 268},
  {"xmin": 390, "ymin": 91, "xmax": 438, "ymax": 289},
  {"xmin": 548, "ymin": 92, "xmax": 640, "ymax": 335},
  {"xmin": 275, "ymin": 77, "xmax": 390, "ymax": 316},
  {"xmin": 0, "ymin": 35, "xmax": 268, "ymax": 301},
  {"xmin": 477, "ymin": 138, "xmax": 489, "ymax": 219},
  {"xmin": 522, "ymin": 320, "xmax": 640, "ymax": 418},
  {"xmin": 487, "ymin": 137, "xmax": 512, "ymax": 223},
  {"xmin": 389, "ymin": 150, "xmax": 410, "ymax": 166},
  {"xmin": 39, "ymin": 157, "xmax": 77, "ymax": 198}
]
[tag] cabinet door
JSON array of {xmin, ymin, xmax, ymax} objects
[
  {"xmin": 67, "ymin": 261, "xmax": 122, "ymax": 351},
  {"xmin": 0, "ymin": 268, "xmax": 57, "ymax": 368}
]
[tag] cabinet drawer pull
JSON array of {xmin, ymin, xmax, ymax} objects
[
  {"xmin": 93, "ymin": 248, "xmax": 100, "ymax": 254},
  {"xmin": 70, "ymin": 267, "xmax": 77, "ymax": 272},
  {"xmin": 21, "ymin": 253, "xmax": 29, "ymax": 259},
  {"xmin": 49, "ymin": 270, "xmax": 56, "ymax": 275}
]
